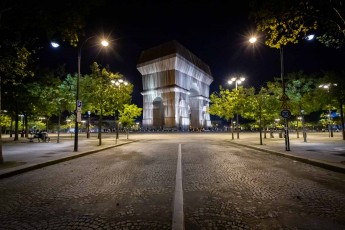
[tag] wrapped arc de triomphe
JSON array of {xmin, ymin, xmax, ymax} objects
[{"xmin": 137, "ymin": 40, "xmax": 213, "ymax": 131}]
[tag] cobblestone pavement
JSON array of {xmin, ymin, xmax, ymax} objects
[{"xmin": 0, "ymin": 135, "xmax": 344, "ymax": 229}]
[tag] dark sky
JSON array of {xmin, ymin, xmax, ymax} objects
[{"xmin": 54, "ymin": 0, "xmax": 345, "ymax": 108}]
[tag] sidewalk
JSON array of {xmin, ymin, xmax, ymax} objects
[
  {"xmin": 0, "ymin": 134, "xmax": 134, "ymax": 179},
  {"xmin": 229, "ymin": 131, "xmax": 345, "ymax": 173},
  {"xmin": 0, "ymin": 132, "xmax": 344, "ymax": 179}
]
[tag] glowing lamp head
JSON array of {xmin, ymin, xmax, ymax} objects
[
  {"xmin": 249, "ymin": 37, "xmax": 257, "ymax": 44},
  {"xmin": 306, "ymin": 34, "xmax": 315, "ymax": 41},
  {"xmin": 50, "ymin": 42, "xmax": 60, "ymax": 48},
  {"xmin": 101, "ymin": 40, "xmax": 109, "ymax": 47}
]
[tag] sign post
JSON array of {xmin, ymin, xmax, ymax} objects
[{"xmin": 76, "ymin": 100, "xmax": 82, "ymax": 122}]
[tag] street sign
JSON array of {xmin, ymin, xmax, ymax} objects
[
  {"xmin": 77, "ymin": 111, "xmax": 81, "ymax": 122},
  {"xmin": 279, "ymin": 93, "xmax": 289, "ymax": 101},
  {"xmin": 77, "ymin": 100, "xmax": 82, "ymax": 111},
  {"xmin": 281, "ymin": 109, "xmax": 291, "ymax": 119}
]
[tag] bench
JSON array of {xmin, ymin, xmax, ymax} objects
[{"xmin": 28, "ymin": 133, "xmax": 50, "ymax": 142}]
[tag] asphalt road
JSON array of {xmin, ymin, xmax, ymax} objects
[{"xmin": 0, "ymin": 134, "xmax": 344, "ymax": 229}]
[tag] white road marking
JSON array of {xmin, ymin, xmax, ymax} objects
[{"xmin": 172, "ymin": 144, "xmax": 184, "ymax": 230}]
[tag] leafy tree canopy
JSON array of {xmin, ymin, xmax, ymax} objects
[{"xmin": 250, "ymin": 0, "xmax": 345, "ymax": 49}]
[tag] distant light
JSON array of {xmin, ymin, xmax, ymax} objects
[
  {"xmin": 306, "ymin": 34, "xmax": 315, "ymax": 41},
  {"xmin": 249, "ymin": 37, "xmax": 257, "ymax": 44},
  {"xmin": 101, "ymin": 40, "xmax": 109, "ymax": 47},
  {"xmin": 51, "ymin": 42, "xmax": 60, "ymax": 48}
]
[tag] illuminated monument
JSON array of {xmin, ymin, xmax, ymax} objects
[{"xmin": 137, "ymin": 40, "xmax": 213, "ymax": 130}]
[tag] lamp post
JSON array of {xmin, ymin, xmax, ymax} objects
[
  {"xmin": 111, "ymin": 79, "xmax": 128, "ymax": 142},
  {"xmin": 228, "ymin": 76, "xmax": 245, "ymax": 139},
  {"xmin": 87, "ymin": 111, "xmax": 91, "ymax": 138},
  {"xmin": 280, "ymin": 46, "xmax": 291, "ymax": 151},
  {"xmin": 249, "ymin": 36, "xmax": 290, "ymax": 150},
  {"xmin": 300, "ymin": 110, "xmax": 307, "ymax": 142},
  {"xmin": 19, "ymin": 115, "xmax": 24, "ymax": 137},
  {"xmin": 319, "ymin": 83, "xmax": 337, "ymax": 138},
  {"xmin": 73, "ymin": 37, "xmax": 109, "ymax": 152}
]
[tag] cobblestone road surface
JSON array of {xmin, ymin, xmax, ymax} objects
[{"xmin": 0, "ymin": 135, "xmax": 344, "ymax": 229}]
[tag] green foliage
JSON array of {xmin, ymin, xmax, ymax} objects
[
  {"xmin": 0, "ymin": 114, "xmax": 11, "ymax": 128},
  {"xmin": 119, "ymin": 104, "xmax": 143, "ymax": 128},
  {"xmin": 27, "ymin": 120, "xmax": 46, "ymax": 132},
  {"xmin": 209, "ymin": 86, "xmax": 236, "ymax": 121},
  {"xmin": 80, "ymin": 62, "xmax": 133, "ymax": 116},
  {"xmin": 285, "ymin": 71, "xmax": 320, "ymax": 115},
  {"xmin": 250, "ymin": 0, "xmax": 345, "ymax": 49},
  {"xmin": 242, "ymin": 85, "xmax": 280, "ymax": 127},
  {"xmin": 0, "ymin": 43, "xmax": 34, "ymax": 84}
]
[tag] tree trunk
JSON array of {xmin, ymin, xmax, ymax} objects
[
  {"xmin": 57, "ymin": 111, "xmax": 61, "ymax": 143},
  {"xmin": 259, "ymin": 113, "xmax": 263, "ymax": 145},
  {"xmin": 25, "ymin": 114, "xmax": 29, "ymax": 138},
  {"xmin": 230, "ymin": 119, "xmax": 234, "ymax": 140},
  {"xmin": 14, "ymin": 110, "xmax": 19, "ymax": 141},
  {"xmin": 10, "ymin": 117, "xmax": 13, "ymax": 137},
  {"xmin": 340, "ymin": 101, "xmax": 345, "ymax": 140},
  {"xmin": 98, "ymin": 109, "xmax": 102, "ymax": 146}
]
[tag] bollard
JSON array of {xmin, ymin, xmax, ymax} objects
[{"xmin": 279, "ymin": 132, "xmax": 283, "ymax": 138}]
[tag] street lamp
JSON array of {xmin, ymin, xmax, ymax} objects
[
  {"xmin": 279, "ymin": 46, "xmax": 291, "ymax": 151},
  {"xmin": 228, "ymin": 76, "xmax": 245, "ymax": 139},
  {"xmin": 19, "ymin": 114, "xmax": 24, "ymax": 137},
  {"xmin": 319, "ymin": 83, "xmax": 337, "ymax": 137},
  {"xmin": 111, "ymin": 79, "xmax": 128, "ymax": 141},
  {"xmin": 74, "ymin": 36, "xmax": 109, "ymax": 152},
  {"xmin": 249, "ymin": 36, "xmax": 290, "ymax": 150}
]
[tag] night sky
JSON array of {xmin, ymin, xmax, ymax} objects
[{"xmin": 49, "ymin": 0, "xmax": 345, "ymax": 108}]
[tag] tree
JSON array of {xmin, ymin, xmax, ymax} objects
[
  {"xmin": 0, "ymin": 44, "xmax": 33, "ymax": 153},
  {"xmin": 27, "ymin": 71, "xmax": 75, "ymax": 142},
  {"xmin": 0, "ymin": 0, "xmax": 105, "ymax": 163},
  {"xmin": 285, "ymin": 71, "xmax": 319, "ymax": 141},
  {"xmin": 81, "ymin": 62, "xmax": 133, "ymax": 145},
  {"xmin": 209, "ymin": 86, "xmax": 246, "ymax": 139},
  {"xmin": 318, "ymin": 70, "xmax": 345, "ymax": 139},
  {"xmin": 54, "ymin": 75, "xmax": 76, "ymax": 142},
  {"xmin": 250, "ymin": 0, "xmax": 345, "ymax": 49},
  {"xmin": 0, "ymin": 113, "xmax": 11, "ymax": 132},
  {"xmin": 242, "ymin": 85, "xmax": 281, "ymax": 144},
  {"xmin": 119, "ymin": 104, "xmax": 142, "ymax": 139}
]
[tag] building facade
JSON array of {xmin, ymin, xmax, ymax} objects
[{"xmin": 137, "ymin": 40, "xmax": 213, "ymax": 130}]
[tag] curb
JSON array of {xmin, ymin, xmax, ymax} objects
[
  {"xmin": 0, "ymin": 141, "xmax": 135, "ymax": 180},
  {"xmin": 228, "ymin": 141, "xmax": 345, "ymax": 174}
]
